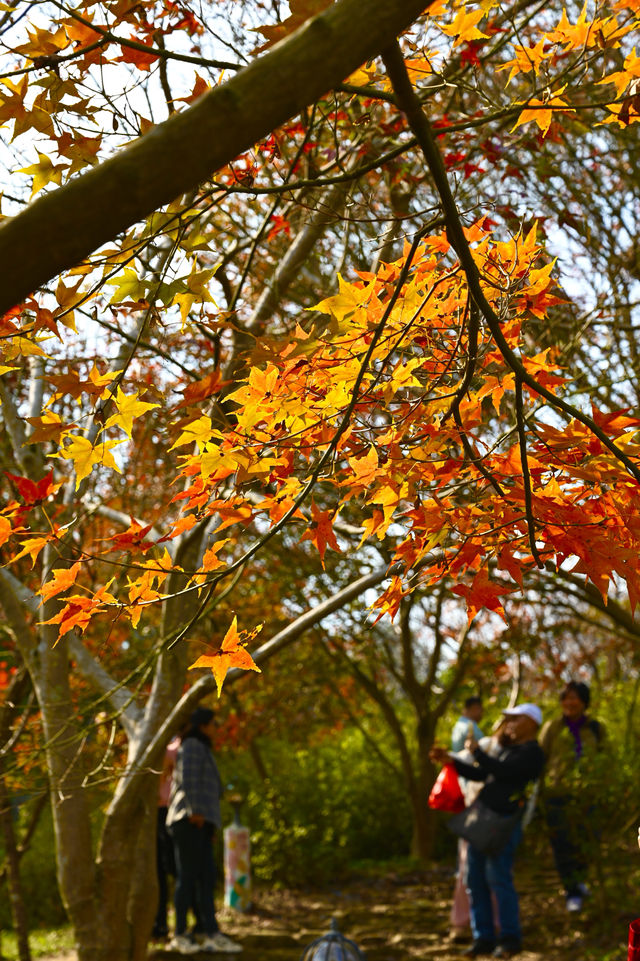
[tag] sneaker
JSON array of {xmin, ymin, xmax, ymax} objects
[
  {"xmin": 460, "ymin": 942, "xmax": 496, "ymax": 957},
  {"xmin": 200, "ymin": 932, "xmax": 242, "ymax": 954},
  {"xmin": 168, "ymin": 935, "xmax": 201, "ymax": 954},
  {"xmin": 566, "ymin": 895, "xmax": 583, "ymax": 913}
]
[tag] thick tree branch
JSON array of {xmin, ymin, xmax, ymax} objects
[
  {"xmin": 0, "ymin": 0, "xmax": 430, "ymax": 312},
  {"xmin": 67, "ymin": 636, "xmax": 142, "ymax": 736}
]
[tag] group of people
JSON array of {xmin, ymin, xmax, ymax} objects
[
  {"xmin": 430, "ymin": 681, "xmax": 606, "ymax": 958},
  {"xmin": 153, "ymin": 707, "xmax": 242, "ymax": 955}
]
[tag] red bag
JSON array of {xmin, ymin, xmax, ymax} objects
[
  {"xmin": 428, "ymin": 763, "xmax": 465, "ymax": 813},
  {"xmin": 628, "ymin": 919, "xmax": 640, "ymax": 961}
]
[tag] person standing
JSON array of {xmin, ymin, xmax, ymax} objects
[
  {"xmin": 451, "ymin": 696, "xmax": 485, "ymax": 752},
  {"xmin": 152, "ymin": 736, "xmax": 180, "ymax": 939},
  {"xmin": 449, "ymin": 696, "xmax": 485, "ymax": 941},
  {"xmin": 431, "ymin": 703, "xmax": 545, "ymax": 959},
  {"xmin": 167, "ymin": 707, "xmax": 242, "ymax": 955},
  {"xmin": 539, "ymin": 680, "xmax": 606, "ymax": 913}
]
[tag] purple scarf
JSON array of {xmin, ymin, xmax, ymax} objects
[{"xmin": 564, "ymin": 714, "xmax": 587, "ymax": 757}]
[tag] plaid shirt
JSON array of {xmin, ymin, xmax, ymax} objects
[{"xmin": 166, "ymin": 737, "xmax": 223, "ymax": 829}]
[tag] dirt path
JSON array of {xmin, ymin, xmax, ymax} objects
[{"xmin": 39, "ymin": 854, "xmax": 637, "ymax": 961}]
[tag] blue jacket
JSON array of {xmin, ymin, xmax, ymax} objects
[{"xmin": 167, "ymin": 736, "xmax": 223, "ymax": 829}]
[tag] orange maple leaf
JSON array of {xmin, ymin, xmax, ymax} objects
[
  {"xmin": 189, "ymin": 616, "xmax": 262, "ymax": 696},
  {"xmin": 300, "ymin": 501, "xmax": 341, "ymax": 566},
  {"xmin": 39, "ymin": 562, "xmax": 82, "ymax": 603},
  {"xmin": 0, "ymin": 515, "xmax": 11, "ymax": 547}
]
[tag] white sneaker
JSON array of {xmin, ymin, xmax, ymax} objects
[
  {"xmin": 566, "ymin": 895, "xmax": 583, "ymax": 913},
  {"xmin": 201, "ymin": 932, "xmax": 242, "ymax": 953},
  {"xmin": 168, "ymin": 935, "xmax": 201, "ymax": 954}
]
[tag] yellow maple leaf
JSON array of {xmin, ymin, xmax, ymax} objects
[
  {"xmin": 312, "ymin": 274, "xmax": 374, "ymax": 324},
  {"xmin": 440, "ymin": 6, "xmax": 488, "ymax": 47},
  {"xmin": 189, "ymin": 616, "xmax": 262, "ymax": 696},
  {"xmin": 108, "ymin": 268, "xmax": 148, "ymax": 304},
  {"xmin": 18, "ymin": 152, "xmax": 69, "ymax": 197},
  {"xmin": 512, "ymin": 88, "xmax": 573, "ymax": 135},
  {"xmin": 58, "ymin": 435, "xmax": 123, "ymax": 488},
  {"xmin": 104, "ymin": 386, "xmax": 160, "ymax": 438},
  {"xmin": 599, "ymin": 47, "xmax": 640, "ymax": 97},
  {"xmin": 499, "ymin": 39, "xmax": 549, "ymax": 84},
  {"xmin": 11, "ymin": 534, "xmax": 51, "ymax": 567},
  {"xmin": 547, "ymin": 3, "xmax": 594, "ymax": 50},
  {"xmin": 169, "ymin": 414, "xmax": 214, "ymax": 450}
]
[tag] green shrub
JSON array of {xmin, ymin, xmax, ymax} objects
[{"xmin": 220, "ymin": 727, "xmax": 412, "ymax": 887}]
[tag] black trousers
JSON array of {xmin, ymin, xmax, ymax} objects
[{"xmin": 545, "ymin": 796, "xmax": 591, "ymax": 897}]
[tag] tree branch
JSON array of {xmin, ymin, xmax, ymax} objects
[{"xmin": 0, "ymin": 0, "xmax": 431, "ymax": 312}]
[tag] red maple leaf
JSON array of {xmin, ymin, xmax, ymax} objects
[{"xmin": 5, "ymin": 470, "xmax": 56, "ymax": 506}]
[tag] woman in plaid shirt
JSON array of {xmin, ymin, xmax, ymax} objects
[{"xmin": 167, "ymin": 707, "xmax": 242, "ymax": 955}]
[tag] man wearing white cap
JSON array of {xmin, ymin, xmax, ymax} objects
[{"xmin": 431, "ymin": 703, "xmax": 545, "ymax": 958}]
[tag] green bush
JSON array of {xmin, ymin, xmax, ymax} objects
[{"xmin": 221, "ymin": 727, "xmax": 412, "ymax": 887}]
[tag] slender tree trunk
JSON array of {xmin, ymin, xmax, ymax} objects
[
  {"xmin": 0, "ymin": 776, "xmax": 31, "ymax": 961},
  {"xmin": 410, "ymin": 717, "xmax": 438, "ymax": 861},
  {"xmin": 31, "ymin": 624, "xmax": 98, "ymax": 961}
]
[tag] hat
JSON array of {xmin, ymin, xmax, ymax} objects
[{"xmin": 502, "ymin": 703, "xmax": 542, "ymax": 726}]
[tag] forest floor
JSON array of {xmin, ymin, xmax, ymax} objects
[
  {"xmin": 23, "ymin": 841, "xmax": 639, "ymax": 961},
  {"xmin": 149, "ymin": 847, "xmax": 636, "ymax": 961}
]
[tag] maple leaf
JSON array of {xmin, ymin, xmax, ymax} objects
[
  {"xmin": 42, "ymin": 583, "xmax": 117, "ymax": 635},
  {"xmin": 313, "ymin": 273, "xmax": 374, "ymax": 324},
  {"xmin": 370, "ymin": 575, "xmax": 409, "ymax": 623},
  {"xmin": 108, "ymin": 268, "xmax": 148, "ymax": 304},
  {"xmin": 440, "ymin": 6, "xmax": 488, "ymax": 47},
  {"xmin": 189, "ymin": 616, "xmax": 262, "ymax": 696},
  {"xmin": 499, "ymin": 39, "xmax": 549, "ymax": 83},
  {"xmin": 300, "ymin": 501, "xmax": 341, "ymax": 566},
  {"xmin": 116, "ymin": 40, "xmax": 159, "ymax": 70},
  {"xmin": 348, "ymin": 445, "xmax": 380, "ymax": 486},
  {"xmin": 547, "ymin": 4, "xmax": 596, "ymax": 50},
  {"xmin": 5, "ymin": 469, "xmax": 56, "ymax": 505},
  {"xmin": 0, "ymin": 515, "xmax": 11, "ymax": 547},
  {"xmin": 451, "ymin": 568, "xmax": 518, "ymax": 622},
  {"xmin": 512, "ymin": 89, "xmax": 573, "ymax": 136},
  {"xmin": 175, "ymin": 371, "xmax": 228, "ymax": 408},
  {"xmin": 169, "ymin": 414, "xmax": 214, "ymax": 450},
  {"xmin": 18, "ymin": 152, "xmax": 70, "ymax": 196},
  {"xmin": 57, "ymin": 435, "xmax": 123, "ymax": 488},
  {"xmin": 175, "ymin": 73, "xmax": 210, "ymax": 105},
  {"xmin": 599, "ymin": 47, "xmax": 640, "ymax": 98},
  {"xmin": 39, "ymin": 562, "xmax": 82, "ymax": 603},
  {"xmin": 104, "ymin": 386, "xmax": 159, "ymax": 438},
  {"xmin": 11, "ymin": 534, "xmax": 53, "ymax": 567},
  {"xmin": 24, "ymin": 411, "xmax": 75, "ymax": 445},
  {"xmin": 109, "ymin": 521, "xmax": 154, "ymax": 553}
]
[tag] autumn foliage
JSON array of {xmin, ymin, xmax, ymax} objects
[{"xmin": 1, "ymin": 0, "xmax": 640, "ymax": 694}]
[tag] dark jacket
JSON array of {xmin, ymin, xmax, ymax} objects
[{"xmin": 453, "ymin": 739, "xmax": 545, "ymax": 814}]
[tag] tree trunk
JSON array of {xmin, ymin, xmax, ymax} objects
[
  {"xmin": 0, "ymin": 777, "xmax": 31, "ymax": 961},
  {"xmin": 410, "ymin": 718, "xmax": 439, "ymax": 861},
  {"xmin": 31, "ymin": 626, "xmax": 98, "ymax": 961}
]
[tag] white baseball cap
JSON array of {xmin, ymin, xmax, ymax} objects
[{"xmin": 502, "ymin": 703, "xmax": 542, "ymax": 726}]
